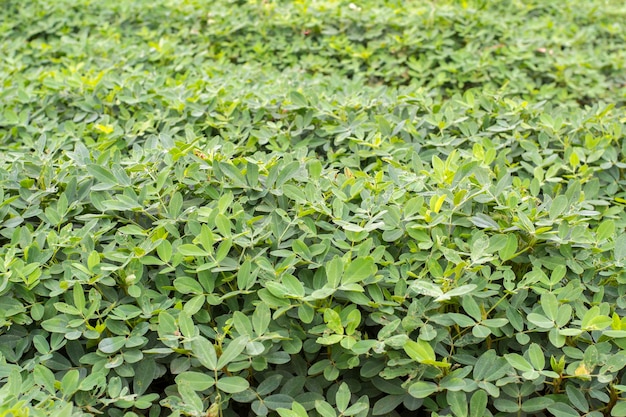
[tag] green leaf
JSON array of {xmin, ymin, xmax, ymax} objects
[
  {"xmin": 276, "ymin": 161, "xmax": 301, "ymax": 187},
  {"xmin": 581, "ymin": 306, "xmax": 612, "ymax": 330},
  {"xmin": 344, "ymin": 397, "xmax": 369, "ymax": 416},
  {"xmin": 494, "ymin": 399, "xmax": 520, "ymax": 413},
  {"xmin": 283, "ymin": 184, "xmax": 307, "ymax": 203},
  {"xmin": 277, "ymin": 404, "xmax": 305, "ymax": 417},
  {"xmin": 52, "ymin": 402, "xmax": 74, "ymax": 417},
  {"xmin": 87, "ymin": 164, "xmax": 118, "ymax": 187},
  {"xmin": 157, "ymin": 239, "xmax": 173, "ymax": 263},
  {"xmin": 41, "ymin": 316, "xmax": 70, "ymax": 334},
  {"xmin": 471, "ymin": 214, "xmax": 500, "ymax": 230},
  {"xmin": 174, "ymin": 276, "xmax": 205, "ymax": 295},
  {"xmin": 324, "ymin": 308, "xmax": 343, "ymax": 334},
  {"xmin": 233, "ymin": 311, "xmax": 253, "ymax": 337},
  {"xmin": 184, "ymin": 295, "xmax": 206, "ymax": 315},
  {"xmin": 215, "ymin": 238, "xmax": 232, "ymax": 262},
  {"xmin": 447, "ymin": 391, "xmax": 467, "ymax": 417},
  {"xmin": 527, "ymin": 313, "xmax": 554, "ymax": 329},
  {"xmin": 616, "ymin": 234, "xmax": 626, "ymax": 261},
  {"xmin": 133, "ymin": 358, "xmax": 156, "ymax": 395},
  {"xmin": 505, "ymin": 353, "xmax": 533, "ymax": 372},
  {"xmin": 216, "ymin": 376, "xmax": 249, "ymax": 393},
  {"xmin": 550, "ymin": 195, "xmax": 568, "ymax": 219},
  {"xmin": 218, "ymin": 161, "xmax": 248, "ymax": 187},
  {"xmin": 597, "ymin": 219, "xmax": 615, "ymax": 241},
  {"xmin": 345, "ymin": 309, "xmax": 361, "ymax": 336},
  {"xmin": 462, "ymin": 296, "xmax": 482, "ymax": 322},
  {"xmin": 499, "ymin": 233, "xmax": 518, "ymax": 261},
  {"xmin": 191, "ymin": 336, "xmax": 217, "ymax": 371},
  {"xmin": 87, "ymin": 251, "xmax": 100, "ymax": 271},
  {"xmin": 482, "ymin": 318, "xmax": 508, "ymax": 328},
  {"xmin": 178, "ymin": 382, "xmax": 204, "ymax": 412},
  {"xmin": 237, "ymin": 259, "xmax": 254, "ymax": 290},
  {"xmin": 410, "ymin": 280, "xmax": 444, "ymax": 299},
  {"xmin": 72, "ymin": 283, "xmax": 85, "ymax": 312},
  {"xmin": 315, "ymin": 400, "xmax": 337, "ymax": 417},
  {"xmin": 216, "ymin": 336, "xmax": 248, "ymax": 369},
  {"xmin": 335, "ymin": 382, "xmax": 350, "ymax": 413},
  {"xmin": 404, "ymin": 339, "xmax": 436, "ymax": 363},
  {"xmin": 469, "ymin": 390, "xmax": 488, "ymax": 417},
  {"xmin": 565, "ymin": 384, "xmax": 589, "ymax": 413},
  {"xmin": 611, "ymin": 402, "xmax": 626, "ymax": 417},
  {"xmin": 175, "ymin": 371, "xmax": 214, "ymax": 391},
  {"xmin": 289, "ymin": 91, "xmax": 308, "ymax": 107},
  {"xmin": 178, "ymin": 311, "xmax": 195, "ymax": 338},
  {"xmin": 298, "ymin": 303, "xmax": 315, "ymax": 324},
  {"xmin": 308, "ymin": 160, "xmax": 322, "ymax": 180},
  {"xmin": 550, "ymin": 264, "xmax": 567, "ymax": 285},
  {"xmin": 252, "ymin": 302, "xmax": 271, "ymax": 335},
  {"xmin": 218, "ymin": 192, "xmax": 234, "ymax": 214},
  {"xmin": 264, "ymin": 394, "xmax": 295, "ymax": 411},
  {"xmin": 3, "ymin": 108, "xmax": 18, "ymax": 124},
  {"xmin": 547, "ymin": 402, "xmax": 580, "ymax": 417},
  {"xmin": 283, "ymin": 274, "xmax": 305, "ymax": 297},
  {"xmin": 5, "ymin": 369, "xmax": 22, "ymax": 399},
  {"xmin": 408, "ymin": 381, "xmax": 438, "ymax": 398},
  {"xmin": 373, "ymin": 395, "xmax": 404, "ymax": 415},
  {"xmin": 521, "ymin": 397, "xmax": 554, "ymax": 412},
  {"xmin": 34, "ymin": 365, "xmax": 56, "ymax": 394},
  {"xmin": 215, "ymin": 213, "xmax": 232, "ymax": 237},
  {"xmin": 472, "ymin": 324, "xmax": 491, "ymax": 338},
  {"xmin": 246, "ymin": 340, "xmax": 265, "ymax": 356},
  {"xmin": 60, "ymin": 369, "xmax": 79, "ymax": 397},
  {"xmin": 528, "ymin": 343, "xmax": 545, "ymax": 370},
  {"xmin": 541, "ymin": 293, "xmax": 559, "ymax": 321},
  {"xmin": 436, "ymin": 284, "xmax": 477, "ymax": 301},
  {"xmin": 257, "ymin": 374, "xmax": 283, "ymax": 396},
  {"xmin": 265, "ymin": 281, "xmax": 289, "ymax": 298},
  {"xmin": 79, "ymin": 372, "xmax": 105, "ymax": 392},
  {"xmin": 583, "ymin": 345, "xmax": 599, "ymax": 368},
  {"xmin": 448, "ymin": 313, "xmax": 476, "ymax": 327},
  {"xmin": 158, "ymin": 310, "xmax": 178, "ymax": 334},
  {"xmin": 246, "ymin": 162, "xmax": 259, "ymax": 186},
  {"xmin": 168, "ymin": 191, "xmax": 183, "ymax": 218},
  {"xmin": 99, "ymin": 336, "xmax": 126, "ymax": 354},
  {"xmin": 342, "ymin": 257, "xmax": 376, "ymax": 285},
  {"xmin": 178, "ymin": 244, "xmax": 209, "ymax": 257}
]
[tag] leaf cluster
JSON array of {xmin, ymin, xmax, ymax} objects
[{"xmin": 1, "ymin": 1, "xmax": 626, "ymax": 417}]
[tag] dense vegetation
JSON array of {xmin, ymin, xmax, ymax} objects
[{"xmin": 1, "ymin": 0, "xmax": 626, "ymax": 416}]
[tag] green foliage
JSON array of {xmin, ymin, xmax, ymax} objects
[{"xmin": 1, "ymin": 0, "xmax": 626, "ymax": 416}]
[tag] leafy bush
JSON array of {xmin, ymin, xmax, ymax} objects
[{"xmin": 1, "ymin": 0, "xmax": 626, "ymax": 416}]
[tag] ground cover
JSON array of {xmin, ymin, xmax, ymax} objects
[{"xmin": 1, "ymin": 0, "xmax": 626, "ymax": 416}]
